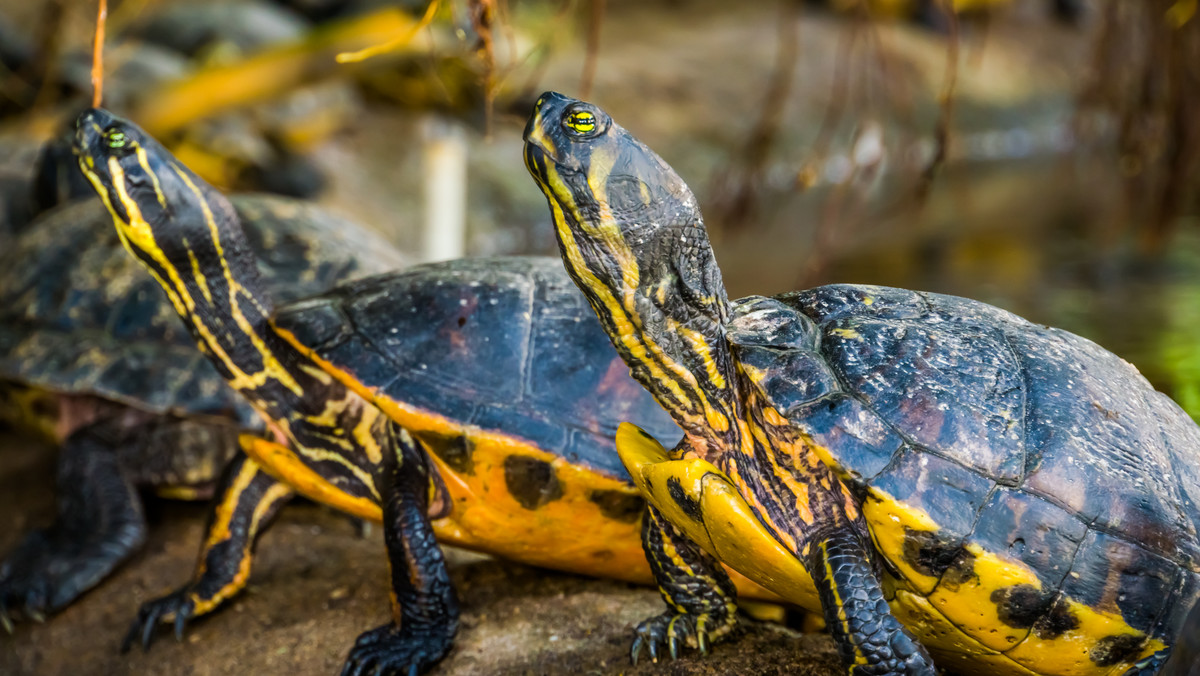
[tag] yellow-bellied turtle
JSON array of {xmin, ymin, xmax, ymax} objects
[
  {"xmin": 523, "ymin": 91, "xmax": 1200, "ymax": 676},
  {"xmin": 72, "ymin": 108, "xmax": 772, "ymax": 675},
  {"xmin": 0, "ymin": 184, "xmax": 407, "ymax": 628}
]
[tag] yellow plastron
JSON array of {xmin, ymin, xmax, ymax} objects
[{"xmin": 615, "ymin": 422, "xmax": 821, "ymax": 611}]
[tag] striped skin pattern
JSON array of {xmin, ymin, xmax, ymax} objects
[
  {"xmin": 0, "ymin": 183, "xmax": 404, "ymax": 627},
  {"xmin": 71, "ymin": 108, "xmax": 777, "ymax": 675},
  {"xmin": 524, "ymin": 92, "xmax": 933, "ymax": 675},
  {"xmin": 524, "ymin": 92, "xmax": 1200, "ymax": 676},
  {"xmin": 75, "ymin": 108, "xmax": 460, "ymax": 675}
]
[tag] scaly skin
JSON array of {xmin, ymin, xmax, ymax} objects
[
  {"xmin": 523, "ymin": 91, "xmax": 935, "ymax": 675},
  {"xmin": 74, "ymin": 108, "xmax": 459, "ymax": 674}
]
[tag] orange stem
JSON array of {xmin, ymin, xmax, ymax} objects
[{"xmin": 91, "ymin": 0, "xmax": 107, "ymax": 108}]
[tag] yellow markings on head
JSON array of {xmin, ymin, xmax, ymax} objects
[
  {"xmin": 539, "ymin": 158, "xmax": 737, "ymax": 439},
  {"xmin": 545, "ymin": 190, "xmax": 705, "ymax": 426},
  {"xmin": 616, "ymin": 423, "xmax": 820, "ymax": 610},
  {"xmin": 133, "ymin": 145, "xmax": 168, "ymax": 209},
  {"xmin": 831, "ymin": 327, "xmax": 861, "ymax": 340},
  {"xmin": 99, "ymin": 156, "xmax": 197, "ymax": 323}
]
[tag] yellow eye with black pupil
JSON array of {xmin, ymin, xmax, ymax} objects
[
  {"xmin": 564, "ymin": 111, "xmax": 596, "ymax": 135},
  {"xmin": 105, "ymin": 130, "xmax": 128, "ymax": 149}
]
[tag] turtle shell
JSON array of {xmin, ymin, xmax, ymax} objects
[
  {"xmin": 728, "ymin": 284, "xmax": 1200, "ymax": 675},
  {"xmin": 0, "ymin": 194, "xmax": 407, "ymax": 427},
  {"xmin": 274, "ymin": 256, "xmax": 682, "ymax": 482}
]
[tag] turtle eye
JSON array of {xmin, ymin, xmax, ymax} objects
[
  {"xmin": 563, "ymin": 109, "xmax": 598, "ymax": 136},
  {"xmin": 104, "ymin": 128, "xmax": 129, "ymax": 150}
]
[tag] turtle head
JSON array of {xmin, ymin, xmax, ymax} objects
[
  {"xmin": 73, "ymin": 108, "xmax": 229, "ymax": 262},
  {"xmin": 73, "ymin": 108, "xmax": 269, "ymax": 317},
  {"xmin": 522, "ymin": 92, "xmax": 704, "ymax": 262},
  {"xmin": 524, "ymin": 93, "xmax": 736, "ymax": 444}
]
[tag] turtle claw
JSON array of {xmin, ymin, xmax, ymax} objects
[
  {"xmin": 121, "ymin": 588, "xmax": 196, "ymax": 654},
  {"xmin": 630, "ymin": 611, "xmax": 713, "ymax": 665},
  {"xmin": 340, "ymin": 621, "xmax": 453, "ymax": 676}
]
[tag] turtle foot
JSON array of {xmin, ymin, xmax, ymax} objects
[
  {"xmin": 0, "ymin": 523, "xmax": 142, "ymax": 630},
  {"xmin": 340, "ymin": 621, "xmax": 454, "ymax": 676},
  {"xmin": 630, "ymin": 609, "xmax": 734, "ymax": 664},
  {"xmin": 121, "ymin": 588, "xmax": 196, "ymax": 653}
]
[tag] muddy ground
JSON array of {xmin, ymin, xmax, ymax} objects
[{"xmin": 0, "ymin": 429, "xmax": 840, "ymax": 675}]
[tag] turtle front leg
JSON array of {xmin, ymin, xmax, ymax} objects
[
  {"xmin": 124, "ymin": 445, "xmax": 292, "ymax": 651},
  {"xmin": 802, "ymin": 528, "xmax": 933, "ymax": 676},
  {"xmin": 632, "ymin": 505, "xmax": 740, "ymax": 664},
  {"xmin": 341, "ymin": 424, "xmax": 459, "ymax": 676},
  {"xmin": 0, "ymin": 420, "xmax": 146, "ymax": 629}
]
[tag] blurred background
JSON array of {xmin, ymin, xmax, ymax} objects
[
  {"xmin": 0, "ymin": 1, "xmax": 1197, "ymax": 673},
  {"xmin": 0, "ymin": 0, "xmax": 1197, "ymax": 417}
]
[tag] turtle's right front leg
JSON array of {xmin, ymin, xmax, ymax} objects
[
  {"xmin": 633, "ymin": 505, "xmax": 740, "ymax": 664},
  {"xmin": 341, "ymin": 424, "xmax": 459, "ymax": 676},
  {"xmin": 124, "ymin": 444, "xmax": 292, "ymax": 651}
]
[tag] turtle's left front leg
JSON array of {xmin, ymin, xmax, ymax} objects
[{"xmin": 341, "ymin": 424, "xmax": 459, "ymax": 676}]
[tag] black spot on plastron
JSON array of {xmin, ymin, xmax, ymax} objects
[
  {"xmin": 1032, "ymin": 596, "xmax": 1080, "ymax": 639},
  {"xmin": 1089, "ymin": 633, "xmax": 1147, "ymax": 667},
  {"xmin": 902, "ymin": 528, "xmax": 962, "ymax": 579},
  {"xmin": 419, "ymin": 431, "xmax": 474, "ymax": 475},
  {"xmin": 666, "ymin": 476, "xmax": 703, "ymax": 522},
  {"xmin": 503, "ymin": 455, "xmax": 564, "ymax": 510},
  {"xmin": 588, "ymin": 489, "xmax": 645, "ymax": 523},
  {"xmin": 992, "ymin": 584, "xmax": 1056, "ymax": 629}
]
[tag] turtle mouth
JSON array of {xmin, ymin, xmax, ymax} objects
[{"xmin": 522, "ymin": 119, "xmax": 561, "ymax": 167}]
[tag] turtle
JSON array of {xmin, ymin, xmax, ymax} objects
[
  {"xmin": 522, "ymin": 91, "xmax": 1200, "ymax": 676},
  {"xmin": 0, "ymin": 180, "xmax": 408, "ymax": 628},
  {"xmin": 71, "ymin": 108, "xmax": 776, "ymax": 676}
]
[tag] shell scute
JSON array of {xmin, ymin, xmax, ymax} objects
[
  {"xmin": 340, "ymin": 264, "xmax": 533, "ymax": 402},
  {"xmin": 1062, "ymin": 530, "xmax": 1179, "ymax": 635},
  {"xmin": 736, "ymin": 344, "xmax": 840, "ymax": 416},
  {"xmin": 820, "ymin": 315, "xmax": 1025, "ymax": 484},
  {"xmin": 728, "ymin": 295, "xmax": 821, "ymax": 349},
  {"xmin": 274, "ymin": 297, "xmax": 350, "ymax": 351},
  {"xmin": 966, "ymin": 488, "xmax": 1088, "ymax": 597},
  {"xmin": 788, "ymin": 393, "xmax": 903, "ymax": 483},
  {"xmin": 292, "ymin": 258, "xmax": 680, "ymax": 479},
  {"xmin": 786, "ymin": 284, "xmax": 928, "ymax": 324},
  {"xmin": 1014, "ymin": 327, "xmax": 1199, "ymax": 563}
]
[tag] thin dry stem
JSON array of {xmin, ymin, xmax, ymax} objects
[{"xmin": 92, "ymin": 0, "xmax": 107, "ymax": 108}]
